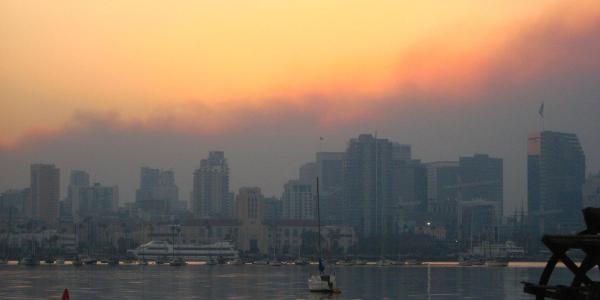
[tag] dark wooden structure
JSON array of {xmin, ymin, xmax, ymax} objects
[{"xmin": 523, "ymin": 208, "xmax": 600, "ymax": 299}]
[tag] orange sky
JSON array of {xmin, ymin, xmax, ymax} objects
[{"xmin": 1, "ymin": 1, "xmax": 599, "ymax": 145}]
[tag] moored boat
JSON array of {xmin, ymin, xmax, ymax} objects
[
  {"xmin": 485, "ymin": 258, "xmax": 509, "ymax": 267},
  {"xmin": 128, "ymin": 240, "xmax": 239, "ymax": 261},
  {"xmin": 19, "ymin": 255, "xmax": 40, "ymax": 266},
  {"xmin": 169, "ymin": 257, "xmax": 187, "ymax": 266},
  {"xmin": 228, "ymin": 258, "xmax": 244, "ymax": 265},
  {"xmin": 307, "ymin": 177, "xmax": 340, "ymax": 294}
]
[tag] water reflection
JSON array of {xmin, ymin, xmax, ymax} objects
[{"xmin": 0, "ymin": 264, "xmax": 577, "ymax": 299}]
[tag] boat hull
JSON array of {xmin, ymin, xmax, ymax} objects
[{"xmin": 308, "ymin": 274, "xmax": 336, "ymax": 292}]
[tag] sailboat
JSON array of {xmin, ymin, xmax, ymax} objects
[
  {"xmin": 19, "ymin": 220, "xmax": 39, "ymax": 266},
  {"xmin": 308, "ymin": 177, "xmax": 340, "ymax": 293}
]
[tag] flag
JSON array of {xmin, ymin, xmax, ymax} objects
[{"xmin": 538, "ymin": 102, "xmax": 544, "ymax": 118}]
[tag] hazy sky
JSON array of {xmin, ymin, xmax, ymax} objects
[{"xmin": 1, "ymin": 1, "xmax": 599, "ymax": 214}]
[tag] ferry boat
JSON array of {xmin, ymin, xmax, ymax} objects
[{"xmin": 128, "ymin": 240, "xmax": 239, "ymax": 261}]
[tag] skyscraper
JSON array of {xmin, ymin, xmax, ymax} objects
[
  {"xmin": 192, "ymin": 151, "xmax": 232, "ymax": 218},
  {"xmin": 72, "ymin": 183, "xmax": 119, "ymax": 222},
  {"xmin": 316, "ymin": 152, "xmax": 345, "ymax": 224},
  {"xmin": 135, "ymin": 167, "xmax": 179, "ymax": 215},
  {"xmin": 458, "ymin": 154, "xmax": 503, "ymax": 207},
  {"xmin": 30, "ymin": 164, "xmax": 60, "ymax": 225},
  {"xmin": 65, "ymin": 170, "xmax": 90, "ymax": 218},
  {"xmin": 426, "ymin": 161, "xmax": 459, "ymax": 205},
  {"xmin": 528, "ymin": 131, "xmax": 586, "ymax": 234},
  {"xmin": 343, "ymin": 134, "xmax": 395, "ymax": 237}
]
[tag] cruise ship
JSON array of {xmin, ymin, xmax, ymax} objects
[{"xmin": 128, "ymin": 241, "xmax": 239, "ymax": 261}]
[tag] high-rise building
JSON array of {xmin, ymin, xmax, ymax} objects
[
  {"xmin": 135, "ymin": 167, "xmax": 179, "ymax": 215},
  {"xmin": 458, "ymin": 154, "xmax": 503, "ymax": 208},
  {"xmin": 425, "ymin": 161, "xmax": 460, "ymax": 231},
  {"xmin": 528, "ymin": 131, "xmax": 586, "ymax": 234},
  {"xmin": 282, "ymin": 180, "xmax": 314, "ymax": 220},
  {"xmin": 64, "ymin": 170, "xmax": 90, "ymax": 218},
  {"xmin": 0, "ymin": 188, "xmax": 29, "ymax": 217},
  {"xmin": 30, "ymin": 164, "xmax": 60, "ymax": 225},
  {"xmin": 426, "ymin": 161, "xmax": 460, "ymax": 204},
  {"xmin": 582, "ymin": 172, "xmax": 600, "ymax": 208},
  {"xmin": 316, "ymin": 152, "xmax": 345, "ymax": 224},
  {"xmin": 70, "ymin": 170, "xmax": 90, "ymax": 188},
  {"xmin": 392, "ymin": 143, "xmax": 412, "ymax": 161},
  {"xmin": 72, "ymin": 183, "xmax": 119, "ymax": 222},
  {"xmin": 394, "ymin": 160, "xmax": 428, "ymax": 208},
  {"xmin": 263, "ymin": 197, "xmax": 283, "ymax": 221},
  {"xmin": 235, "ymin": 187, "xmax": 265, "ymax": 252},
  {"xmin": 343, "ymin": 134, "xmax": 395, "ymax": 237},
  {"xmin": 192, "ymin": 151, "xmax": 232, "ymax": 218}
]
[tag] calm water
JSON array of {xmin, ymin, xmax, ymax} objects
[{"xmin": 0, "ymin": 263, "xmax": 586, "ymax": 299}]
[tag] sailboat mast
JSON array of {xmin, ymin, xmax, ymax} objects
[{"xmin": 316, "ymin": 176, "xmax": 322, "ymax": 259}]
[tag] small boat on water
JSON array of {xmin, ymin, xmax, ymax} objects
[
  {"xmin": 308, "ymin": 177, "xmax": 340, "ymax": 294},
  {"xmin": 72, "ymin": 257, "xmax": 83, "ymax": 266},
  {"xmin": 84, "ymin": 259, "xmax": 97, "ymax": 265},
  {"xmin": 458, "ymin": 257, "xmax": 485, "ymax": 267},
  {"xmin": 376, "ymin": 259, "xmax": 393, "ymax": 267},
  {"xmin": 228, "ymin": 258, "xmax": 244, "ymax": 265},
  {"xmin": 253, "ymin": 259, "xmax": 269, "ymax": 265},
  {"xmin": 155, "ymin": 256, "xmax": 169, "ymax": 265},
  {"xmin": 19, "ymin": 255, "xmax": 40, "ymax": 266},
  {"xmin": 404, "ymin": 259, "xmax": 424, "ymax": 266},
  {"xmin": 336, "ymin": 260, "xmax": 354, "ymax": 266},
  {"xmin": 354, "ymin": 260, "xmax": 367, "ymax": 265},
  {"xmin": 270, "ymin": 260, "xmax": 282, "ymax": 266},
  {"xmin": 169, "ymin": 257, "xmax": 187, "ymax": 266},
  {"xmin": 485, "ymin": 258, "xmax": 509, "ymax": 267},
  {"xmin": 44, "ymin": 257, "xmax": 55, "ymax": 264},
  {"xmin": 55, "ymin": 259, "xmax": 65, "ymax": 265}
]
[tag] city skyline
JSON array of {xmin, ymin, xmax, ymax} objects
[
  {"xmin": 0, "ymin": 127, "xmax": 597, "ymax": 216},
  {"xmin": 1, "ymin": 1, "xmax": 599, "ymax": 216}
]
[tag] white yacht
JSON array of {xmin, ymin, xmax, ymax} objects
[{"xmin": 128, "ymin": 240, "xmax": 239, "ymax": 261}]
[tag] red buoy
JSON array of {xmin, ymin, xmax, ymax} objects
[{"xmin": 61, "ymin": 288, "xmax": 70, "ymax": 300}]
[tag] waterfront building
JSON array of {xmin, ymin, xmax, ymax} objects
[
  {"xmin": 263, "ymin": 220, "xmax": 357, "ymax": 256},
  {"xmin": 30, "ymin": 164, "xmax": 60, "ymax": 226},
  {"xmin": 528, "ymin": 131, "xmax": 586, "ymax": 234},
  {"xmin": 235, "ymin": 187, "xmax": 266, "ymax": 253},
  {"xmin": 192, "ymin": 151, "xmax": 233, "ymax": 218}
]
